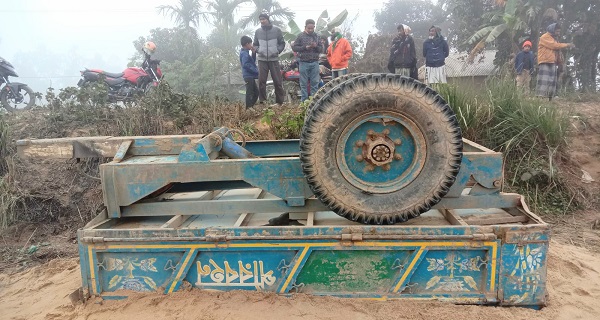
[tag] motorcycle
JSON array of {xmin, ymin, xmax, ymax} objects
[
  {"xmin": 265, "ymin": 58, "xmax": 331, "ymax": 103},
  {"xmin": 77, "ymin": 57, "xmax": 162, "ymax": 102},
  {"xmin": 0, "ymin": 57, "xmax": 36, "ymax": 112}
]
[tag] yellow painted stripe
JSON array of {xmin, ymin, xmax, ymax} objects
[
  {"xmin": 279, "ymin": 246, "xmax": 310, "ymax": 293},
  {"xmin": 103, "ymin": 242, "xmax": 339, "ymax": 250},
  {"xmin": 490, "ymin": 242, "xmax": 498, "ymax": 291},
  {"xmin": 167, "ymin": 248, "xmax": 196, "ymax": 293},
  {"xmin": 392, "ymin": 247, "xmax": 425, "ymax": 293},
  {"xmin": 102, "ymin": 241, "xmax": 495, "ymax": 250},
  {"xmin": 87, "ymin": 246, "xmax": 97, "ymax": 294},
  {"xmin": 355, "ymin": 241, "xmax": 497, "ymax": 248}
]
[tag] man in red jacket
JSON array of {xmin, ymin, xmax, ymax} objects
[{"xmin": 327, "ymin": 29, "xmax": 353, "ymax": 78}]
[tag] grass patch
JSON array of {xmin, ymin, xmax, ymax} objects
[{"xmin": 438, "ymin": 76, "xmax": 576, "ymax": 214}]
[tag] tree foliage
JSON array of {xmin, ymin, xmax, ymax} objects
[
  {"xmin": 239, "ymin": 0, "xmax": 295, "ymax": 29},
  {"xmin": 374, "ymin": 0, "xmax": 445, "ymax": 40},
  {"xmin": 157, "ymin": 0, "xmax": 207, "ymax": 37}
]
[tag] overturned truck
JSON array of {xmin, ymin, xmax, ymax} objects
[{"xmin": 18, "ymin": 74, "xmax": 548, "ymax": 307}]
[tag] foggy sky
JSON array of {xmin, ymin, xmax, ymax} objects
[{"xmin": 0, "ymin": 0, "xmax": 386, "ymax": 93}]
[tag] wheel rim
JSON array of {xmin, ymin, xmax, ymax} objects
[
  {"xmin": 5, "ymin": 89, "xmax": 33, "ymax": 110},
  {"xmin": 336, "ymin": 111, "xmax": 427, "ymax": 194}
]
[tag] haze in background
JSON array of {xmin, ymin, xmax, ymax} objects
[{"xmin": 0, "ymin": 0, "xmax": 385, "ymax": 94}]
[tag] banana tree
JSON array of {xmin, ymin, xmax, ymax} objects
[{"xmin": 465, "ymin": 0, "xmax": 528, "ymax": 61}]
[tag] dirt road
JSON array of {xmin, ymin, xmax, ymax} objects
[{"xmin": 1, "ymin": 241, "xmax": 599, "ymax": 320}]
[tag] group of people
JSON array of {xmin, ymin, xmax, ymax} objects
[
  {"xmin": 239, "ymin": 14, "xmax": 353, "ymax": 109},
  {"xmin": 387, "ymin": 25, "xmax": 449, "ymax": 85},
  {"xmin": 239, "ymin": 13, "xmax": 574, "ymax": 109},
  {"xmin": 515, "ymin": 22, "xmax": 575, "ymax": 100}
]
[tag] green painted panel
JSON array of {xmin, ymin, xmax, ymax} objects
[{"xmin": 296, "ymin": 250, "xmax": 411, "ymax": 293}]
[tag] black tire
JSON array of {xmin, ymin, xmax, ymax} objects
[
  {"xmin": 300, "ymin": 74, "xmax": 463, "ymax": 225},
  {"xmin": 1, "ymin": 85, "xmax": 35, "ymax": 112},
  {"xmin": 304, "ymin": 73, "xmax": 363, "ymax": 122}
]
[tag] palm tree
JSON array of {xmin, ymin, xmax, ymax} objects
[
  {"xmin": 205, "ymin": 0, "xmax": 246, "ymax": 33},
  {"xmin": 240, "ymin": 0, "xmax": 295, "ymax": 29},
  {"xmin": 157, "ymin": 0, "xmax": 207, "ymax": 34}
]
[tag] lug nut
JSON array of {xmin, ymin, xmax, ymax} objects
[
  {"xmin": 382, "ymin": 129, "xmax": 390, "ymax": 135},
  {"xmin": 356, "ymin": 140, "xmax": 364, "ymax": 147},
  {"xmin": 365, "ymin": 165, "xmax": 375, "ymax": 172},
  {"xmin": 356, "ymin": 155, "xmax": 364, "ymax": 162},
  {"xmin": 394, "ymin": 139, "xmax": 402, "ymax": 146},
  {"xmin": 394, "ymin": 153, "xmax": 402, "ymax": 160},
  {"xmin": 382, "ymin": 164, "xmax": 391, "ymax": 171},
  {"xmin": 367, "ymin": 129, "xmax": 375, "ymax": 136}
]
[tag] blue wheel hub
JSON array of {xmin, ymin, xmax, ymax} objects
[{"xmin": 337, "ymin": 112, "xmax": 426, "ymax": 194}]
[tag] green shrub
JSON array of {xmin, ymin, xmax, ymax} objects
[{"xmin": 439, "ymin": 76, "xmax": 575, "ymax": 214}]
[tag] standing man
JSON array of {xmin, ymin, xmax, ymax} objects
[
  {"xmin": 536, "ymin": 23, "xmax": 574, "ymax": 100},
  {"xmin": 387, "ymin": 24, "xmax": 416, "ymax": 78},
  {"xmin": 423, "ymin": 25, "xmax": 449, "ymax": 85},
  {"xmin": 253, "ymin": 12, "xmax": 286, "ymax": 106},
  {"xmin": 514, "ymin": 40, "xmax": 535, "ymax": 94},
  {"xmin": 239, "ymin": 36, "xmax": 259, "ymax": 109},
  {"xmin": 327, "ymin": 28, "xmax": 353, "ymax": 78},
  {"xmin": 292, "ymin": 19, "xmax": 322, "ymax": 101}
]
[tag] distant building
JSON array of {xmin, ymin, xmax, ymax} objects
[{"xmin": 419, "ymin": 50, "xmax": 498, "ymax": 86}]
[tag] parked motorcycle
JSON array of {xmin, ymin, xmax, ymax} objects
[
  {"xmin": 265, "ymin": 59, "xmax": 331, "ymax": 103},
  {"xmin": 77, "ymin": 58, "xmax": 162, "ymax": 102},
  {"xmin": 0, "ymin": 56, "xmax": 36, "ymax": 112}
]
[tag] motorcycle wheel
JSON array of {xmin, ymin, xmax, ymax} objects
[{"xmin": 1, "ymin": 85, "xmax": 36, "ymax": 112}]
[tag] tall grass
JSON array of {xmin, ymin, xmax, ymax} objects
[
  {"xmin": 439, "ymin": 76, "xmax": 575, "ymax": 214},
  {"xmin": 0, "ymin": 115, "xmax": 22, "ymax": 228}
]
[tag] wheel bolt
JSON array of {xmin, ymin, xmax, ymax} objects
[
  {"xmin": 356, "ymin": 140, "xmax": 364, "ymax": 147},
  {"xmin": 382, "ymin": 129, "xmax": 390, "ymax": 135},
  {"xmin": 356, "ymin": 155, "xmax": 364, "ymax": 162},
  {"xmin": 383, "ymin": 164, "xmax": 391, "ymax": 171},
  {"xmin": 394, "ymin": 153, "xmax": 402, "ymax": 160},
  {"xmin": 365, "ymin": 165, "xmax": 375, "ymax": 172},
  {"xmin": 394, "ymin": 139, "xmax": 402, "ymax": 146},
  {"xmin": 367, "ymin": 129, "xmax": 375, "ymax": 135}
]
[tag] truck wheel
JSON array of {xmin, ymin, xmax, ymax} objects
[
  {"xmin": 304, "ymin": 73, "xmax": 362, "ymax": 122},
  {"xmin": 300, "ymin": 74, "xmax": 463, "ymax": 225}
]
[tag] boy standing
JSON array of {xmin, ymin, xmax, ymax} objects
[
  {"xmin": 515, "ymin": 40, "xmax": 535, "ymax": 94},
  {"xmin": 240, "ymin": 36, "xmax": 259, "ymax": 109}
]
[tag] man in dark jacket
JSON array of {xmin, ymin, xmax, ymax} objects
[
  {"xmin": 514, "ymin": 40, "xmax": 535, "ymax": 94},
  {"xmin": 423, "ymin": 26, "xmax": 449, "ymax": 84},
  {"xmin": 240, "ymin": 36, "xmax": 259, "ymax": 109},
  {"xmin": 292, "ymin": 19, "xmax": 322, "ymax": 101},
  {"xmin": 387, "ymin": 24, "xmax": 416, "ymax": 78},
  {"xmin": 253, "ymin": 13, "xmax": 286, "ymax": 106}
]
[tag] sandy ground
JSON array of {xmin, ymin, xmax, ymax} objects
[{"xmin": 1, "ymin": 240, "xmax": 599, "ymax": 320}]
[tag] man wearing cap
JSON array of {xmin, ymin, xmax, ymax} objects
[
  {"xmin": 253, "ymin": 12, "xmax": 286, "ymax": 106},
  {"xmin": 423, "ymin": 25, "xmax": 449, "ymax": 84},
  {"xmin": 515, "ymin": 40, "xmax": 535, "ymax": 94}
]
